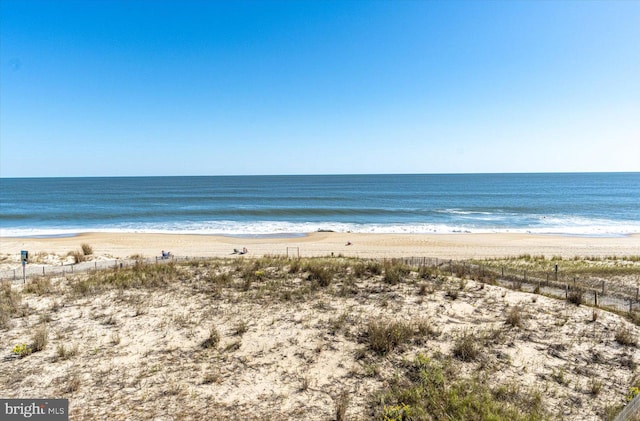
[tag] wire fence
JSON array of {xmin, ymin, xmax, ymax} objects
[
  {"xmin": 388, "ymin": 257, "xmax": 639, "ymax": 314},
  {"xmin": 614, "ymin": 391, "xmax": 640, "ymax": 421},
  {"xmin": 0, "ymin": 255, "xmax": 191, "ymax": 283}
]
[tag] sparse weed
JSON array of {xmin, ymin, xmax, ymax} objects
[
  {"xmin": 202, "ymin": 325, "xmax": 220, "ymax": 349},
  {"xmin": 56, "ymin": 343, "xmax": 78, "ymax": 361},
  {"xmin": 335, "ymin": 391, "xmax": 350, "ymax": 421},
  {"xmin": 23, "ymin": 277, "xmax": 54, "ymax": 295},
  {"xmin": 32, "ymin": 324, "xmax": 48, "ymax": 352},
  {"xmin": 505, "ymin": 305, "xmax": 524, "ymax": 328},
  {"xmin": 1, "ymin": 282, "xmax": 23, "ymax": 329},
  {"xmin": 233, "ymin": 320, "xmax": 248, "ymax": 336},
  {"xmin": 615, "ymin": 325, "xmax": 637, "ymax": 347},
  {"xmin": 589, "ymin": 378, "xmax": 603, "ymax": 396}
]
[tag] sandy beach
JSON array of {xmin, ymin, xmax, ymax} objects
[{"xmin": 1, "ymin": 232, "xmax": 640, "ymax": 265}]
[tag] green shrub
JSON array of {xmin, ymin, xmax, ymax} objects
[
  {"xmin": 383, "ymin": 262, "xmax": 409, "ymax": 285},
  {"xmin": 23, "ymin": 277, "xmax": 53, "ymax": 295},
  {"xmin": 366, "ymin": 319, "xmax": 414, "ymax": 355},
  {"xmin": 304, "ymin": 261, "xmax": 334, "ymax": 287},
  {"xmin": 372, "ymin": 354, "xmax": 545, "ymax": 420},
  {"xmin": 452, "ymin": 330, "xmax": 480, "ymax": 361},
  {"xmin": 1, "ymin": 282, "xmax": 23, "ymax": 330}
]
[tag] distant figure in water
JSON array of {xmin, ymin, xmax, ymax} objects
[{"xmin": 345, "ymin": 241, "xmax": 352, "ymax": 246}]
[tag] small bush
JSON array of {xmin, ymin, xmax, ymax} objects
[
  {"xmin": 383, "ymin": 262, "xmax": 409, "ymax": 285},
  {"xmin": 615, "ymin": 325, "xmax": 637, "ymax": 347},
  {"xmin": 446, "ymin": 288, "xmax": 459, "ymax": 300},
  {"xmin": 505, "ymin": 305, "xmax": 524, "ymax": 328},
  {"xmin": 64, "ymin": 372, "xmax": 81, "ymax": 393},
  {"xmin": 415, "ymin": 317, "xmax": 440, "ymax": 338},
  {"xmin": 452, "ymin": 330, "xmax": 480, "ymax": 361},
  {"xmin": 23, "ymin": 278, "xmax": 54, "ymax": 295},
  {"xmin": 567, "ymin": 288, "xmax": 584, "ymax": 306},
  {"xmin": 589, "ymin": 378, "xmax": 603, "ymax": 396},
  {"xmin": 81, "ymin": 243, "xmax": 93, "ymax": 256},
  {"xmin": 69, "ymin": 250, "xmax": 86, "ymax": 264},
  {"xmin": 32, "ymin": 324, "xmax": 48, "ymax": 352},
  {"xmin": 305, "ymin": 262, "xmax": 334, "ymax": 287},
  {"xmin": 366, "ymin": 319, "xmax": 414, "ymax": 355},
  {"xmin": 1, "ymin": 282, "xmax": 23, "ymax": 330},
  {"xmin": 56, "ymin": 343, "xmax": 78, "ymax": 361}
]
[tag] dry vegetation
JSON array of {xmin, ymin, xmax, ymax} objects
[
  {"xmin": 2, "ymin": 256, "xmax": 640, "ymax": 420},
  {"xmin": 474, "ymin": 255, "xmax": 640, "ymax": 299}
]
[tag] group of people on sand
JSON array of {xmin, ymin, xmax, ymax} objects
[
  {"xmin": 232, "ymin": 247, "xmax": 248, "ymax": 255},
  {"xmin": 162, "ymin": 243, "xmax": 358, "ymax": 258}
]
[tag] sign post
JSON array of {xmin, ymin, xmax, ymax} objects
[{"xmin": 21, "ymin": 250, "xmax": 28, "ymax": 283}]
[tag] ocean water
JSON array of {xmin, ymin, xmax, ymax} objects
[{"xmin": 1, "ymin": 173, "xmax": 639, "ymax": 237}]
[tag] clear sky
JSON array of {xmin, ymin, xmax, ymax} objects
[{"xmin": 1, "ymin": 0, "xmax": 639, "ymax": 177}]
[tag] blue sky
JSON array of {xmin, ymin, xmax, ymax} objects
[{"xmin": 1, "ymin": 0, "xmax": 638, "ymax": 177}]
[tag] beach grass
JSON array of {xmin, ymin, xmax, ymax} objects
[{"xmin": 2, "ymin": 255, "xmax": 640, "ymax": 419}]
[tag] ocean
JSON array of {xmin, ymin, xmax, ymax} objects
[{"xmin": 1, "ymin": 173, "xmax": 639, "ymax": 237}]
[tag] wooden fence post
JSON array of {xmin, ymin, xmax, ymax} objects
[{"xmin": 594, "ymin": 291, "xmax": 598, "ymax": 307}]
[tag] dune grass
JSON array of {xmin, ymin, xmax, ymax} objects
[{"xmin": 4, "ymin": 255, "xmax": 638, "ymax": 419}]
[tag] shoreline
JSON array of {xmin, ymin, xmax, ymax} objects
[
  {"xmin": 2, "ymin": 232, "xmax": 640, "ymax": 263},
  {"xmin": 2, "ymin": 230, "xmax": 637, "ymax": 240}
]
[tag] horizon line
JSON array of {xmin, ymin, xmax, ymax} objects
[{"xmin": 1, "ymin": 170, "xmax": 639, "ymax": 180}]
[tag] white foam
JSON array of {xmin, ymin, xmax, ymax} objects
[{"xmin": 2, "ymin": 217, "xmax": 640, "ymax": 238}]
